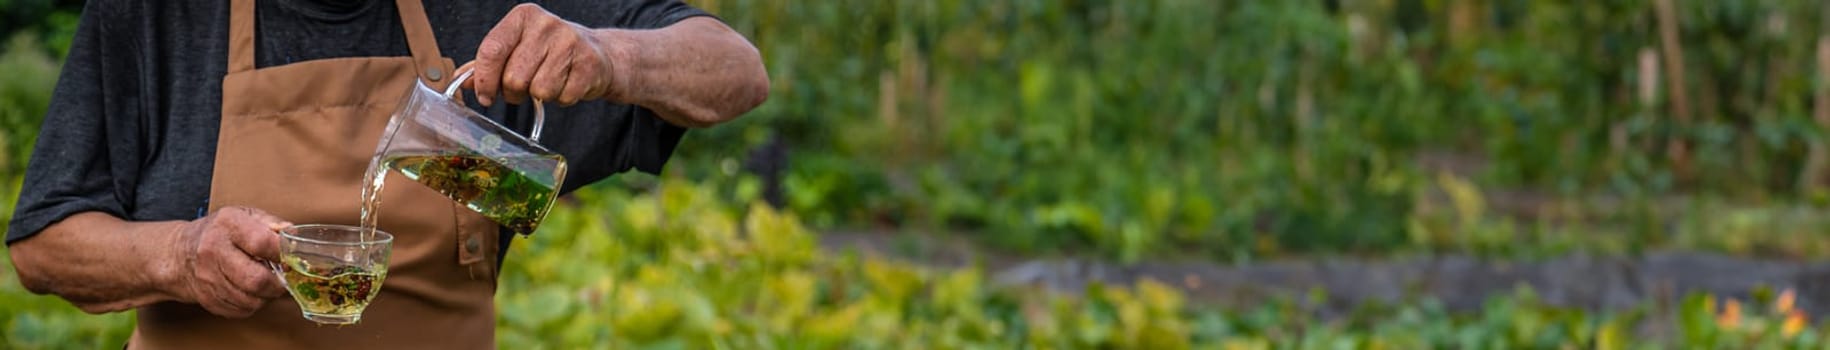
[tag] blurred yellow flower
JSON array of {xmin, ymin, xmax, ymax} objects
[{"xmin": 1783, "ymin": 312, "xmax": 1807, "ymax": 338}]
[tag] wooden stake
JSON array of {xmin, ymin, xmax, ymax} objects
[
  {"xmin": 1653, "ymin": 0, "xmax": 1693, "ymax": 181},
  {"xmin": 1803, "ymin": 5, "xmax": 1830, "ymax": 191},
  {"xmin": 1819, "ymin": 17, "xmax": 1830, "ymax": 136},
  {"xmin": 1810, "ymin": 35, "xmax": 1830, "ymax": 190}
]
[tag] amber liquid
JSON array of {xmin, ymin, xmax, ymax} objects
[
  {"xmin": 281, "ymin": 253, "xmax": 386, "ymax": 320},
  {"xmin": 362, "ymin": 152, "xmax": 563, "ymax": 235}
]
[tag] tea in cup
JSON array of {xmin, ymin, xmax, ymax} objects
[{"xmin": 271, "ymin": 224, "xmax": 393, "ymax": 325}]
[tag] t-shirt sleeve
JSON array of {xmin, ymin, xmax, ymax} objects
[
  {"xmin": 514, "ymin": 0, "xmax": 713, "ymax": 195},
  {"xmin": 7, "ymin": 2, "xmax": 134, "ymax": 244},
  {"xmin": 544, "ymin": 0, "xmax": 714, "ymax": 30}
]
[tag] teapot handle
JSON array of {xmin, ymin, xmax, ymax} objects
[{"xmin": 444, "ymin": 67, "xmax": 547, "ymax": 142}]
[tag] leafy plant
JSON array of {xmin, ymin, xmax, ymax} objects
[{"xmin": 0, "ymin": 33, "xmax": 59, "ymax": 176}]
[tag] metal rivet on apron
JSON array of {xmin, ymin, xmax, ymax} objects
[
  {"xmin": 465, "ymin": 234, "xmax": 481, "ymax": 255},
  {"xmin": 426, "ymin": 67, "xmax": 444, "ymax": 81}
]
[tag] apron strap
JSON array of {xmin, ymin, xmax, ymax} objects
[
  {"xmin": 226, "ymin": 0, "xmax": 453, "ymax": 84},
  {"xmin": 394, "ymin": 0, "xmax": 455, "ymax": 87},
  {"xmin": 227, "ymin": 0, "xmax": 256, "ymax": 73}
]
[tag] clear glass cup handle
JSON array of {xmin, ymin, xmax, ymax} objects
[
  {"xmin": 443, "ymin": 67, "xmax": 547, "ymax": 142},
  {"xmin": 267, "ymin": 260, "xmax": 289, "ymax": 290}
]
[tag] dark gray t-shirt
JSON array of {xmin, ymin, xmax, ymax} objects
[{"xmin": 6, "ymin": 0, "xmax": 708, "ymax": 253}]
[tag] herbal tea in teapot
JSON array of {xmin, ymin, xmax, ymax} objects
[
  {"xmin": 383, "ymin": 151, "xmax": 563, "ymax": 235},
  {"xmin": 363, "ymin": 67, "xmax": 567, "ymax": 236}
]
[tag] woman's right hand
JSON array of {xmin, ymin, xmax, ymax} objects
[{"xmin": 164, "ymin": 206, "xmax": 292, "ymax": 318}]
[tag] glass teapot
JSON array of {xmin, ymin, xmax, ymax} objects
[{"xmin": 364, "ymin": 68, "xmax": 567, "ymax": 235}]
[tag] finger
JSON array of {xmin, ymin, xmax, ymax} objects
[
  {"xmin": 200, "ymin": 246, "xmax": 265, "ymax": 314},
  {"xmin": 473, "ymin": 10, "xmax": 529, "ymax": 106},
  {"xmin": 226, "ymin": 215, "xmax": 283, "ymax": 262},
  {"xmin": 217, "ymin": 291, "xmax": 261, "ymax": 318},
  {"xmin": 237, "ymin": 206, "xmax": 292, "ymax": 230},
  {"xmin": 499, "ymin": 23, "xmax": 550, "ymax": 105},
  {"xmin": 245, "ymin": 228, "xmax": 282, "ymax": 262},
  {"xmin": 225, "ymin": 259, "xmax": 285, "ymax": 299},
  {"xmin": 530, "ymin": 41, "xmax": 573, "ymax": 104},
  {"xmin": 230, "ymin": 258, "xmax": 287, "ymax": 298},
  {"xmin": 576, "ymin": 51, "xmax": 615, "ymax": 103},
  {"xmin": 257, "ymin": 275, "xmax": 288, "ymax": 299},
  {"xmin": 189, "ymin": 281, "xmax": 240, "ymax": 317},
  {"xmin": 557, "ymin": 67, "xmax": 591, "ymax": 106},
  {"xmin": 207, "ymin": 277, "xmax": 262, "ymax": 318},
  {"xmin": 197, "ymin": 294, "xmax": 250, "ymax": 319}
]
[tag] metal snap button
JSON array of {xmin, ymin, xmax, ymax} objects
[
  {"xmin": 426, "ymin": 68, "xmax": 444, "ymax": 81},
  {"xmin": 465, "ymin": 234, "xmax": 481, "ymax": 254}
]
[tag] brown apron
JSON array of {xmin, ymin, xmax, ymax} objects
[{"xmin": 127, "ymin": 0, "xmax": 502, "ymax": 348}]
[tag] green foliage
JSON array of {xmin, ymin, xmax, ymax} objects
[
  {"xmin": 0, "ymin": 178, "xmax": 134, "ymax": 349},
  {"xmin": 490, "ymin": 179, "xmax": 1830, "ymax": 348},
  {"xmin": 3, "ymin": 172, "xmax": 1830, "ymax": 348},
  {"xmin": 0, "ymin": 32, "xmax": 59, "ymax": 176},
  {"xmin": 0, "ymin": 0, "xmax": 79, "ymax": 58},
  {"xmin": 2, "ymin": 0, "xmax": 1827, "ymax": 262},
  {"xmin": 670, "ymin": 0, "xmax": 1830, "ymax": 260},
  {"xmin": 676, "ymin": 0, "xmax": 1427, "ymax": 261}
]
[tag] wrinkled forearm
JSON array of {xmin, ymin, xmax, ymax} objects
[
  {"xmin": 599, "ymin": 17, "xmax": 769, "ymax": 128},
  {"xmin": 8, "ymin": 212, "xmax": 187, "ymax": 314}
]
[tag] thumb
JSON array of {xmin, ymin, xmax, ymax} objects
[
  {"xmin": 228, "ymin": 207, "xmax": 287, "ymax": 261},
  {"xmin": 230, "ymin": 206, "xmax": 292, "ymax": 230},
  {"xmin": 239, "ymin": 227, "xmax": 283, "ymax": 263}
]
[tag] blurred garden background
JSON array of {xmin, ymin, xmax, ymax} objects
[{"xmin": 8, "ymin": 0, "xmax": 1830, "ymax": 348}]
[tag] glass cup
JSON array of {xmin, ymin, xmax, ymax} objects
[
  {"xmin": 271, "ymin": 224, "xmax": 394, "ymax": 325},
  {"xmin": 366, "ymin": 68, "xmax": 567, "ymax": 235}
]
